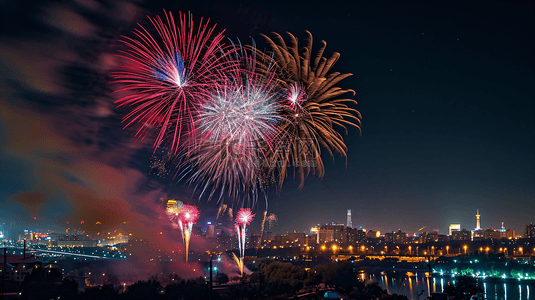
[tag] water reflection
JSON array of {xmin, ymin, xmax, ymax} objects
[{"xmin": 369, "ymin": 271, "xmax": 534, "ymax": 300}]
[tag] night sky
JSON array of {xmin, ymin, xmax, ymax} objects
[{"xmin": 0, "ymin": 0, "xmax": 533, "ymax": 240}]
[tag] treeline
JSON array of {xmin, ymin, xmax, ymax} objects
[{"xmin": 13, "ymin": 260, "xmax": 409, "ymax": 299}]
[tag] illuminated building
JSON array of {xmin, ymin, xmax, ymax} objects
[
  {"xmin": 206, "ymin": 224, "xmax": 215, "ymax": 238},
  {"xmin": 347, "ymin": 210, "xmax": 352, "ymax": 228},
  {"xmin": 475, "ymin": 209, "xmax": 481, "ymax": 230},
  {"xmin": 166, "ymin": 199, "xmax": 179, "ymax": 209},
  {"xmin": 0, "ymin": 255, "xmax": 42, "ymax": 283},
  {"xmin": 420, "ymin": 232, "xmax": 438, "ymax": 243},
  {"xmin": 449, "ymin": 224, "xmax": 461, "ymax": 236},
  {"xmin": 498, "ymin": 222, "xmax": 515, "ymax": 239},
  {"xmin": 394, "ymin": 230, "xmax": 407, "ymax": 244},
  {"xmin": 483, "ymin": 228, "xmax": 500, "ymax": 240},
  {"xmin": 99, "ymin": 233, "xmax": 128, "ymax": 247},
  {"xmin": 305, "ymin": 234, "xmax": 317, "ymax": 246},
  {"xmin": 525, "ymin": 223, "xmax": 535, "ymax": 238},
  {"xmin": 471, "ymin": 209, "xmax": 483, "ymax": 240},
  {"xmin": 384, "ymin": 232, "xmax": 394, "ymax": 243},
  {"xmin": 310, "ymin": 227, "xmax": 320, "ymax": 243},
  {"xmin": 318, "ymin": 228, "xmax": 335, "ymax": 244},
  {"xmin": 452, "ymin": 229, "xmax": 471, "ymax": 241},
  {"xmin": 314, "ymin": 224, "xmax": 346, "ymax": 244},
  {"xmin": 280, "ymin": 231, "xmax": 306, "ymax": 247}
]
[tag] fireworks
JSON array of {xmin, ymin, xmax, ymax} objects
[
  {"xmin": 235, "ymin": 208, "xmax": 254, "ymax": 275},
  {"xmin": 165, "ymin": 199, "xmax": 183, "ymax": 223},
  {"xmin": 113, "ymin": 10, "xmax": 234, "ymax": 153},
  {"xmin": 257, "ymin": 31, "xmax": 362, "ymax": 189},
  {"xmin": 231, "ymin": 252, "xmax": 244, "ymax": 277},
  {"xmin": 115, "ymin": 12, "xmax": 360, "ymax": 203},
  {"xmin": 177, "ymin": 204, "xmax": 199, "ymax": 262},
  {"xmin": 236, "ymin": 208, "xmax": 254, "ymax": 226},
  {"xmin": 286, "ymin": 83, "xmax": 306, "ymax": 112},
  {"xmin": 177, "ymin": 44, "xmax": 282, "ymax": 203},
  {"xmin": 267, "ymin": 213, "xmax": 278, "ymax": 229}
]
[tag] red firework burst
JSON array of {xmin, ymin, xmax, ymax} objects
[
  {"xmin": 236, "ymin": 208, "xmax": 255, "ymax": 226},
  {"xmin": 113, "ymin": 10, "xmax": 234, "ymax": 153},
  {"xmin": 180, "ymin": 204, "xmax": 200, "ymax": 223}
]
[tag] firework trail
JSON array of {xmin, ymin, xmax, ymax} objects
[
  {"xmin": 216, "ymin": 204, "xmax": 227, "ymax": 220},
  {"xmin": 177, "ymin": 204, "xmax": 199, "ymax": 262},
  {"xmin": 228, "ymin": 207, "xmax": 233, "ymax": 220},
  {"xmin": 113, "ymin": 10, "xmax": 235, "ymax": 153},
  {"xmin": 257, "ymin": 210, "xmax": 268, "ymax": 248},
  {"xmin": 267, "ymin": 213, "xmax": 278, "ymax": 229},
  {"xmin": 235, "ymin": 208, "xmax": 254, "ymax": 275},
  {"xmin": 231, "ymin": 252, "xmax": 244, "ymax": 277}
]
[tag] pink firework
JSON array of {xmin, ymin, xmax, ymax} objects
[
  {"xmin": 177, "ymin": 204, "xmax": 199, "ymax": 262},
  {"xmin": 179, "ymin": 204, "xmax": 200, "ymax": 224},
  {"xmin": 113, "ymin": 10, "xmax": 234, "ymax": 153},
  {"xmin": 236, "ymin": 208, "xmax": 255, "ymax": 226},
  {"xmin": 286, "ymin": 82, "xmax": 306, "ymax": 111},
  {"xmin": 235, "ymin": 208, "xmax": 255, "ymax": 262},
  {"xmin": 178, "ymin": 44, "xmax": 281, "ymax": 203}
]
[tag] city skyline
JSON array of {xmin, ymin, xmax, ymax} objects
[{"xmin": 2, "ymin": 209, "xmax": 531, "ymax": 241}]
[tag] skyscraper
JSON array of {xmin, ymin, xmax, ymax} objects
[
  {"xmin": 449, "ymin": 224, "xmax": 461, "ymax": 236},
  {"xmin": 475, "ymin": 209, "xmax": 481, "ymax": 230},
  {"xmin": 472, "ymin": 209, "xmax": 483, "ymax": 241},
  {"xmin": 525, "ymin": 223, "xmax": 535, "ymax": 239},
  {"xmin": 347, "ymin": 210, "xmax": 352, "ymax": 228}
]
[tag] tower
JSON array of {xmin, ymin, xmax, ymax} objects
[
  {"xmin": 347, "ymin": 210, "xmax": 352, "ymax": 228},
  {"xmin": 475, "ymin": 209, "xmax": 481, "ymax": 230}
]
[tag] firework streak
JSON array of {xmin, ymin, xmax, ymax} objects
[
  {"xmin": 177, "ymin": 204, "xmax": 199, "ymax": 262},
  {"xmin": 113, "ymin": 11, "xmax": 235, "ymax": 153},
  {"xmin": 235, "ymin": 208, "xmax": 254, "ymax": 275},
  {"xmin": 114, "ymin": 11, "xmax": 361, "ymax": 201}
]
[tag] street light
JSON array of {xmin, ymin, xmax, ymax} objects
[{"xmin": 446, "ymin": 245, "xmax": 449, "ymax": 256}]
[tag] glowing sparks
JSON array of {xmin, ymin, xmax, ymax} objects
[
  {"xmin": 115, "ymin": 14, "xmax": 360, "ymax": 206},
  {"xmin": 113, "ymin": 10, "xmax": 235, "ymax": 153},
  {"xmin": 235, "ymin": 208, "xmax": 255, "ymax": 267},
  {"xmin": 231, "ymin": 252, "xmax": 244, "ymax": 277},
  {"xmin": 177, "ymin": 204, "xmax": 199, "ymax": 262},
  {"xmin": 236, "ymin": 208, "xmax": 255, "ymax": 226},
  {"xmin": 287, "ymin": 83, "xmax": 306, "ymax": 111},
  {"xmin": 177, "ymin": 44, "xmax": 282, "ymax": 203}
]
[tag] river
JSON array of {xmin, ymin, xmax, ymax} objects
[{"xmin": 363, "ymin": 271, "xmax": 534, "ymax": 300}]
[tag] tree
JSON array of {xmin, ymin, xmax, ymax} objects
[{"xmin": 216, "ymin": 273, "xmax": 229, "ymax": 285}]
